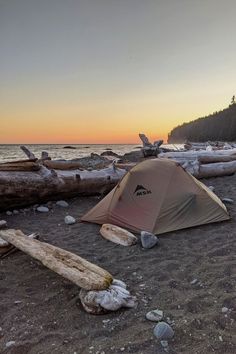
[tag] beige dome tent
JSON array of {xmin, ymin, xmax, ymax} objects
[{"xmin": 81, "ymin": 159, "xmax": 229, "ymax": 235}]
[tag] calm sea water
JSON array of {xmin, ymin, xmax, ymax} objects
[{"xmin": 0, "ymin": 144, "xmax": 182, "ymax": 163}]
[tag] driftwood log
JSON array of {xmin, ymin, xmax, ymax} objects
[
  {"xmin": 43, "ymin": 159, "xmax": 84, "ymax": 170},
  {"xmin": 0, "ymin": 229, "xmax": 113, "ymax": 290},
  {"xmin": 159, "ymin": 148, "xmax": 236, "ymax": 159},
  {"xmin": 0, "ymin": 159, "xmax": 40, "ymax": 171},
  {"xmin": 0, "ymin": 166, "xmax": 125, "ymax": 211}
]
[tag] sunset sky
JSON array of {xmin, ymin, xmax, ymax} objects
[{"xmin": 1, "ymin": 0, "xmax": 236, "ymax": 144}]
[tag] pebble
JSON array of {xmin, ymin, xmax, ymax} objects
[
  {"xmin": 0, "ymin": 220, "xmax": 7, "ymax": 228},
  {"xmin": 36, "ymin": 206, "xmax": 49, "ymax": 213},
  {"xmin": 6, "ymin": 211, "xmax": 12, "ymax": 216},
  {"xmin": 140, "ymin": 231, "xmax": 159, "ymax": 249},
  {"xmin": 64, "ymin": 215, "xmax": 76, "ymax": 225},
  {"xmin": 146, "ymin": 309, "xmax": 164, "ymax": 322},
  {"xmin": 56, "ymin": 200, "xmax": 69, "ymax": 207},
  {"xmin": 190, "ymin": 278, "xmax": 198, "ymax": 285},
  {"xmin": 221, "ymin": 307, "xmax": 229, "ymax": 313},
  {"xmin": 160, "ymin": 340, "xmax": 169, "ymax": 348},
  {"xmin": 13, "ymin": 210, "xmax": 19, "ymax": 215},
  {"xmin": 6, "ymin": 341, "xmax": 16, "ymax": 348},
  {"xmin": 208, "ymin": 186, "xmax": 215, "ymax": 192},
  {"xmin": 154, "ymin": 322, "xmax": 174, "ymax": 340},
  {"xmin": 222, "ymin": 198, "xmax": 234, "ymax": 204},
  {"xmin": 219, "ymin": 335, "xmax": 223, "ymax": 342}
]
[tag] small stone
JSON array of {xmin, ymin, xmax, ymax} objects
[
  {"xmin": 154, "ymin": 322, "xmax": 174, "ymax": 340},
  {"xmin": 14, "ymin": 301, "xmax": 22, "ymax": 304},
  {"xmin": 146, "ymin": 309, "xmax": 163, "ymax": 322},
  {"xmin": 219, "ymin": 335, "xmax": 223, "ymax": 342},
  {"xmin": 13, "ymin": 210, "xmax": 19, "ymax": 215},
  {"xmin": 140, "ymin": 231, "xmax": 159, "ymax": 249},
  {"xmin": 0, "ymin": 327, "xmax": 2, "ymax": 331},
  {"xmin": 190, "ymin": 279, "xmax": 198, "ymax": 285},
  {"xmin": 37, "ymin": 206, "xmax": 49, "ymax": 213},
  {"xmin": 0, "ymin": 220, "xmax": 7, "ymax": 228},
  {"xmin": 221, "ymin": 307, "xmax": 229, "ymax": 313},
  {"xmin": 6, "ymin": 211, "xmax": 12, "ymax": 216},
  {"xmin": 64, "ymin": 215, "xmax": 76, "ymax": 225},
  {"xmin": 6, "ymin": 341, "xmax": 15, "ymax": 348},
  {"xmin": 56, "ymin": 200, "xmax": 69, "ymax": 207},
  {"xmin": 160, "ymin": 340, "xmax": 169, "ymax": 348},
  {"xmin": 222, "ymin": 198, "xmax": 234, "ymax": 204}
]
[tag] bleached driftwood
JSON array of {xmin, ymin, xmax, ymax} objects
[
  {"xmin": 41, "ymin": 151, "xmax": 51, "ymax": 161},
  {"xmin": 197, "ymin": 160, "xmax": 236, "ymax": 178},
  {"xmin": 139, "ymin": 133, "xmax": 152, "ymax": 147},
  {"xmin": 198, "ymin": 154, "xmax": 236, "ymax": 164},
  {"xmin": 0, "ymin": 229, "xmax": 113, "ymax": 290},
  {"xmin": 20, "ymin": 146, "xmax": 37, "ymax": 160},
  {"xmin": 0, "ymin": 166, "xmax": 126, "ymax": 211},
  {"xmin": 0, "ymin": 232, "xmax": 38, "ymax": 257},
  {"xmin": 139, "ymin": 133, "xmax": 163, "ymax": 157},
  {"xmin": 100, "ymin": 224, "xmax": 137, "ymax": 246},
  {"xmin": 159, "ymin": 148, "xmax": 236, "ymax": 159},
  {"xmin": 182, "ymin": 159, "xmax": 236, "ymax": 178}
]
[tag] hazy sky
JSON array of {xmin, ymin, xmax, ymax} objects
[{"xmin": 1, "ymin": 0, "xmax": 236, "ymax": 143}]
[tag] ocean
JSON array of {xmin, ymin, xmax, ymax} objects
[{"xmin": 0, "ymin": 144, "xmax": 182, "ymax": 163}]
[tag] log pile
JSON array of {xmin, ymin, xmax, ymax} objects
[{"xmin": 158, "ymin": 148, "xmax": 236, "ymax": 179}]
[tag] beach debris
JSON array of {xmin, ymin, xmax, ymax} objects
[
  {"xmin": 0, "ymin": 229, "xmax": 113, "ymax": 290},
  {"xmin": 79, "ymin": 279, "xmax": 136, "ymax": 314},
  {"xmin": 190, "ymin": 278, "xmax": 198, "ymax": 285},
  {"xmin": 5, "ymin": 341, "xmax": 16, "ymax": 348},
  {"xmin": 6, "ymin": 211, "xmax": 12, "ymax": 216},
  {"xmin": 64, "ymin": 215, "xmax": 76, "ymax": 225},
  {"xmin": 100, "ymin": 224, "xmax": 137, "ymax": 246},
  {"xmin": 0, "ymin": 220, "xmax": 7, "ymax": 228},
  {"xmin": 146, "ymin": 309, "xmax": 163, "ymax": 322},
  {"xmin": 56, "ymin": 200, "xmax": 69, "ymax": 207},
  {"xmin": 140, "ymin": 231, "xmax": 159, "ymax": 249},
  {"xmin": 221, "ymin": 307, "xmax": 229, "ymax": 313},
  {"xmin": 154, "ymin": 322, "xmax": 175, "ymax": 341},
  {"xmin": 37, "ymin": 206, "xmax": 49, "ymax": 213},
  {"xmin": 221, "ymin": 198, "xmax": 234, "ymax": 204}
]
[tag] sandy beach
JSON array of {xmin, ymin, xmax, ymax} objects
[{"xmin": 0, "ymin": 174, "xmax": 236, "ymax": 354}]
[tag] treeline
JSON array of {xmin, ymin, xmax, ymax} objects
[{"xmin": 168, "ymin": 103, "xmax": 236, "ymax": 143}]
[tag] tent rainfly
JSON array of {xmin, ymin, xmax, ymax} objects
[{"xmin": 81, "ymin": 159, "xmax": 230, "ymax": 235}]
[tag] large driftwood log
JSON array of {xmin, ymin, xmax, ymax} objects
[
  {"xmin": 0, "ymin": 160, "xmax": 40, "ymax": 171},
  {"xmin": 43, "ymin": 160, "xmax": 84, "ymax": 170},
  {"xmin": 198, "ymin": 154, "xmax": 236, "ymax": 164},
  {"xmin": 0, "ymin": 166, "xmax": 126, "ymax": 211},
  {"xmin": 159, "ymin": 148, "xmax": 236, "ymax": 159},
  {"xmin": 0, "ymin": 229, "xmax": 113, "ymax": 290},
  {"xmin": 197, "ymin": 160, "xmax": 236, "ymax": 178}
]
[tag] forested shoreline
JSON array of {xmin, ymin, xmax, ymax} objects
[{"xmin": 168, "ymin": 102, "xmax": 236, "ymax": 143}]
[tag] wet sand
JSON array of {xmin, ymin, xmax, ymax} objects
[{"xmin": 0, "ymin": 175, "xmax": 236, "ymax": 354}]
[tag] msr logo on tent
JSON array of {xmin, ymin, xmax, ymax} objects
[{"xmin": 134, "ymin": 185, "xmax": 152, "ymax": 196}]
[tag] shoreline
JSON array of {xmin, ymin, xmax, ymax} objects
[{"xmin": 0, "ymin": 173, "xmax": 236, "ymax": 353}]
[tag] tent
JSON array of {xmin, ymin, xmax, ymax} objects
[{"xmin": 81, "ymin": 159, "xmax": 230, "ymax": 234}]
